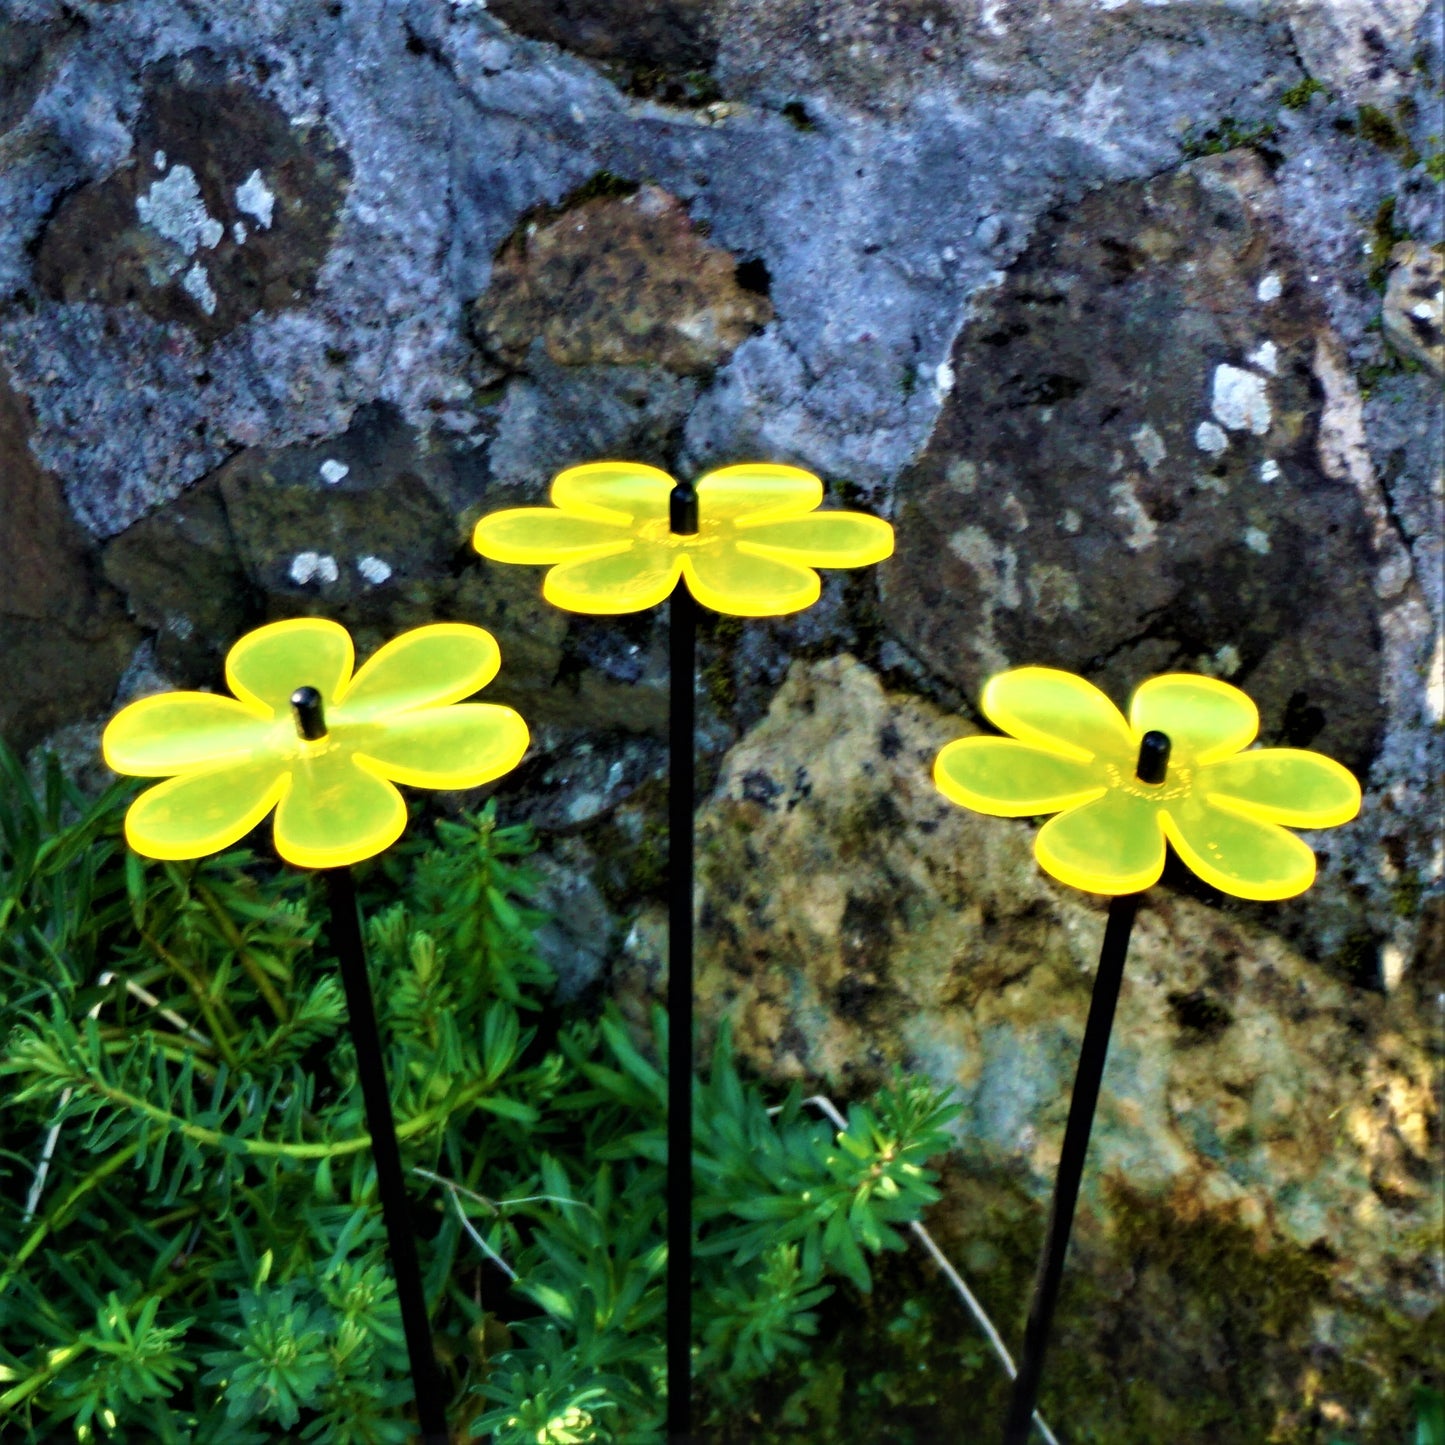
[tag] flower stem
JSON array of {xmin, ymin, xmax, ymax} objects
[
  {"xmin": 1002, "ymin": 730, "xmax": 1168, "ymax": 1443},
  {"xmin": 668, "ymin": 575, "xmax": 696, "ymax": 1442},
  {"xmin": 323, "ymin": 866, "xmax": 450, "ymax": 1445}
]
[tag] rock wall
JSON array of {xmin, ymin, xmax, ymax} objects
[{"xmin": 1, "ymin": 0, "xmax": 1440, "ymax": 1437}]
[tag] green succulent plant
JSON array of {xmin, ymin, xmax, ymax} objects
[{"xmin": 0, "ymin": 739, "xmax": 960, "ymax": 1442}]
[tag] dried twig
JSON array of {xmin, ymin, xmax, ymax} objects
[{"xmin": 784, "ymin": 1092, "xmax": 1062, "ymax": 1445}]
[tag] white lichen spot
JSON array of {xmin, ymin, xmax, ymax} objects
[
  {"xmin": 1108, "ymin": 478, "xmax": 1158, "ymax": 551},
  {"xmin": 1259, "ymin": 459, "xmax": 1281, "ymax": 483},
  {"xmin": 235, "ymin": 169, "xmax": 276, "ymax": 229},
  {"xmin": 947, "ymin": 526, "xmax": 1021, "ymax": 608},
  {"xmin": 153, "ymin": 149, "xmax": 167, "ymax": 170},
  {"xmin": 934, "ymin": 360, "xmax": 956, "ymax": 397},
  {"xmin": 1195, "ymin": 470, "xmax": 1229, "ymax": 497},
  {"xmin": 289, "ymin": 551, "xmax": 339, "ymax": 585},
  {"xmin": 319, "ymin": 459, "xmax": 350, "ymax": 485},
  {"xmin": 1381, "ymin": 943, "xmax": 1406, "ymax": 992},
  {"xmin": 357, "ymin": 555, "xmax": 392, "ymax": 585},
  {"xmin": 1026, "ymin": 563, "xmax": 1082, "ymax": 623},
  {"xmin": 1211, "ymin": 643, "xmax": 1242, "ymax": 677},
  {"xmin": 1212, "ymin": 364, "xmax": 1271, "ymax": 435},
  {"xmin": 1425, "ymin": 632, "xmax": 1444, "ymax": 723},
  {"xmin": 1243, "ymin": 527, "xmax": 1272, "ymax": 555},
  {"xmin": 1248, "ymin": 340, "xmax": 1279, "ymax": 375},
  {"xmin": 1195, "ymin": 420, "xmax": 1229, "ymax": 455},
  {"xmin": 1001, "ymin": 493, "xmax": 1029, "ymax": 532},
  {"xmin": 181, "ymin": 261, "xmax": 217, "ymax": 315},
  {"xmin": 946, "ymin": 459, "xmax": 978, "ymax": 494},
  {"xmin": 136, "ymin": 164, "xmax": 223, "ymax": 253},
  {"xmin": 233, "ymin": 220, "xmax": 248, "ymax": 245},
  {"xmin": 1257, "ymin": 272, "xmax": 1282, "ymax": 302},
  {"xmin": 1060, "ymin": 508, "xmax": 1082, "ymax": 534},
  {"xmin": 1130, "ymin": 422, "xmax": 1167, "ymax": 471}
]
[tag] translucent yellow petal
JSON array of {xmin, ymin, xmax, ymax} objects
[
  {"xmin": 103, "ymin": 692, "xmax": 272, "ymax": 777},
  {"xmin": 351, "ymin": 704, "xmax": 530, "ymax": 789},
  {"xmin": 682, "ymin": 547, "xmax": 820, "ymax": 617},
  {"xmin": 981, "ymin": 668, "xmax": 1134, "ymax": 765},
  {"xmin": 1200, "ymin": 748, "xmax": 1361, "ymax": 829},
  {"xmin": 337, "ymin": 625, "xmax": 502, "ymax": 722},
  {"xmin": 274, "ymin": 747, "xmax": 407, "ymax": 869},
  {"xmin": 123, "ymin": 758, "xmax": 290, "ymax": 861},
  {"xmin": 472, "ymin": 508, "xmax": 632, "ymax": 564},
  {"xmin": 551, "ymin": 461, "xmax": 675, "ymax": 524},
  {"xmin": 736, "ymin": 511, "xmax": 895, "ymax": 568},
  {"xmin": 696, "ymin": 463, "xmax": 824, "ymax": 524},
  {"xmin": 1160, "ymin": 796, "xmax": 1317, "ymax": 900},
  {"xmin": 226, "ymin": 618, "xmax": 354, "ymax": 716},
  {"xmin": 933, "ymin": 737, "xmax": 1105, "ymax": 818},
  {"xmin": 1034, "ymin": 790, "xmax": 1166, "ymax": 894},
  {"xmin": 1129, "ymin": 674, "xmax": 1257, "ymax": 764},
  {"xmin": 542, "ymin": 542, "xmax": 681, "ymax": 614}
]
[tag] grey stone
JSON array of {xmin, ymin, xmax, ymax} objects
[{"xmin": 880, "ymin": 154, "xmax": 1387, "ymax": 781}]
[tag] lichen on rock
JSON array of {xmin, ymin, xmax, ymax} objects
[
  {"xmin": 472, "ymin": 182, "xmax": 773, "ymax": 374},
  {"xmin": 31, "ymin": 50, "xmax": 351, "ymax": 343}
]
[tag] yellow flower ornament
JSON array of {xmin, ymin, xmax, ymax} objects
[
  {"xmin": 934, "ymin": 667, "xmax": 1360, "ymax": 900},
  {"xmin": 103, "ymin": 618, "xmax": 529, "ymax": 869},
  {"xmin": 472, "ymin": 460, "xmax": 893, "ymax": 615}
]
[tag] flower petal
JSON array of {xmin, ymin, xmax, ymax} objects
[
  {"xmin": 226, "ymin": 618, "xmax": 354, "ymax": 716},
  {"xmin": 1200, "ymin": 748, "xmax": 1360, "ymax": 828},
  {"xmin": 1129, "ymin": 674, "xmax": 1257, "ymax": 765},
  {"xmin": 103, "ymin": 692, "xmax": 273, "ymax": 777},
  {"xmin": 351, "ymin": 704, "xmax": 529, "ymax": 789},
  {"xmin": 696, "ymin": 464, "xmax": 823, "ymax": 524},
  {"xmin": 123, "ymin": 758, "xmax": 290, "ymax": 860},
  {"xmin": 337, "ymin": 625, "xmax": 503, "ymax": 721},
  {"xmin": 1160, "ymin": 796, "xmax": 1317, "ymax": 900},
  {"xmin": 472, "ymin": 507, "xmax": 632, "ymax": 564},
  {"xmin": 682, "ymin": 547, "xmax": 819, "ymax": 616},
  {"xmin": 542, "ymin": 542, "xmax": 681, "ymax": 615},
  {"xmin": 551, "ymin": 461, "xmax": 674, "ymax": 524},
  {"xmin": 274, "ymin": 747, "xmax": 406, "ymax": 868},
  {"xmin": 934, "ymin": 737, "xmax": 1105, "ymax": 817},
  {"xmin": 737, "ymin": 511, "xmax": 894, "ymax": 568},
  {"xmin": 981, "ymin": 668, "xmax": 1134, "ymax": 765},
  {"xmin": 1035, "ymin": 790, "xmax": 1166, "ymax": 894}
]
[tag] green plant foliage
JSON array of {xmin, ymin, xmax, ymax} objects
[
  {"xmin": 1280, "ymin": 75, "xmax": 1325, "ymax": 109},
  {"xmin": 0, "ymin": 739, "xmax": 962, "ymax": 1441},
  {"xmin": 1180, "ymin": 115, "xmax": 1283, "ymax": 168}
]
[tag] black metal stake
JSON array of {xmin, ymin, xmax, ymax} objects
[
  {"xmin": 1001, "ymin": 729, "xmax": 1171, "ymax": 1445},
  {"xmin": 666, "ymin": 482, "xmax": 698, "ymax": 1443},
  {"xmin": 292, "ymin": 689, "xmax": 450, "ymax": 1445}
]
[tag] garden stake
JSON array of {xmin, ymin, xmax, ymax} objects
[
  {"xmin": 473, "ymin": 461, "xmax": 893, "ymax": 1441},
  {"xmin": 1000, "ymin": 730, "xmax": 1165, "ymax": 1445},
  {"xmin": 294, "ymin": 686, "xmax": 449, "ymax": 1445},
  {"xmin": 667, "ymin": 478, "xmax": 699, "ymax": 1438},
  {"xmin": 931, "ymin": 666, "xmax": 1361, "ymax": 1443},
  {"xmin": 102, "ymin": 618, "xmax": 530, "ymax": 1445}
]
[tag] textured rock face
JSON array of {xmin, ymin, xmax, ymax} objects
[
  {"xmin": 486, "ymin": 0, "xmax": 719, "ymax": 70},
  {"xmin": 1384, "ymin": 241, "xmax": 1445, "ymax": 373},
  {"xmin": 881, "ymin": 154, "xmax": 1386, "ymax": 775},
  {"xmin": 0, "ymin": 370, "xmax": 138, "ymax": 753},
  {"xmin": 647, "ymin": 658, "xmax": 1445, "ymax": 1433},
  {"xmin": 1, "ymin": 0, "xmax": 1441, "ymax": 1429},
  {"xmin": 474, "ymin": 184, "xmax": 773, "ymax": 373},
  {"xmin": 32, "ymin": 50, "xmax": 351, "ymax": 343}
]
